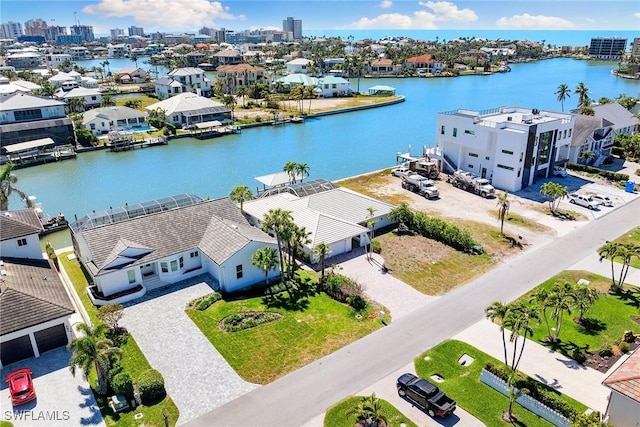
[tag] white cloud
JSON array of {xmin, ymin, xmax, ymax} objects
[
  {"xmin": 83, "ymin": 0, "xmax": 244, "ymax": 31},
  {"xmin": 345, "ymin": 1, "xmax": 477, "ymax": 29},
  {"xmin": 634, "ymin": 12, "xmax": 640, "ymax": 19},
  {"xmin": 380, "ymin": 0, "xmax": 393, "ymax": 9},
  {"xmin": 496, "ymin": 14, "xmax": 575, "ymax": 29},
  {"xmin": 419, "ymin": 1, "xmax": 478, "ymax": 22}
]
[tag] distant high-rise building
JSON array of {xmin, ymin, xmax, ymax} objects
[
  {"xmin": 71, "ymin": 25, "xmax": 95, "ymax": 42},
  {"xmin": 1, "ymin": 21, "xmax": 24, "ymax": 39},
  {"xmin": 128, "ymin": 26, "xmax": 144, "ymax": 37},
  {"xmin": 588, "ymin": 37, "xmax": 627, "ymax": 60},
  {"xmin": 44, "ymin": 26, "xmax": 66, "ymax": 41},
  {"xmin": 631, "ymin": 38, "xmax": 640, "ymax": 58},
  {"xmin": 215, "ymin": 28, "xmax": 227, "ymax": 43},
  {"xmin": 199, "ymin": 26, "xmax": 216, "ymax": 37},
  {"xmin": 282, "ymin": 16, "xmax": 302, "ymax": 40},
  {"xmin": 110, "ymin": 28, "xmax": 125, "ymax": 40},
  {"xmin": 24, "ymin": 18, "xmax": 48, "ymax": 36}
]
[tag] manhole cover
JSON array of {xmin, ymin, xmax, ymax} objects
[
  {"xmin": 430, "ymin": 374, "xmax": 444, "ymax": 383},
  {"xmin": 458, "ymin": 353, "xmax": 475, "ymax": 366}
]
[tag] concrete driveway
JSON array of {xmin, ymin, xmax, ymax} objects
[
  {"xmin": 121, "ymin": 275, "xmax": 258, "ymax": 426},
  {"xmin": 0, "ymin": 347, "xmax": 104, "ymax": 427}
]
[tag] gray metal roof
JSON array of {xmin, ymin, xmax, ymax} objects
[
  {"xmin": 82, "ymin": 106, "xmax": 148, "ymax": 123},
  {"xmin": 0, "ymin": 92, "xmax": 65, "ymax": 112},
  {"xmin": 0, "ymin": 258, "xmax": 75, "ymax": 336},
  {"xmin": 3, "ymin": 137, "xmax": 55, "ymax": 153}
]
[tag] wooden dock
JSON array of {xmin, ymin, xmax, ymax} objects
[{"xmin": 108, "ymin": 134, "xmax": 168, "ymax": 151}]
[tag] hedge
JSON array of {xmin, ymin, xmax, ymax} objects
[
  {"xmin": 112, "ymin": 372, "xmax": 134, "ymax": 400},
  {"xmin": 137, "ymin": 369, "xmax": 166, "ymax": 405},
  {"xmin": 567, "ymin": 163, "xmax": 629, "ymax": 182}
]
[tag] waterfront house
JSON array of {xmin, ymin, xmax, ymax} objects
[
  {"xmin": 404, "ymin": 54, "xmax": 444, "ymax": 74},
  {"xmin": 569, "ymin": 115, "xmax": 615, "ymax": 166},
  {"xmin": 0, "ymin": 92, "xmax": 74, "ymax": 148},
  {"xmin": 275, "ymin": 73, "xmax": 317, "ymax": 91},
  {"xmin": 366, "ymin": 58, "xmax": 399, "ymax": 76},
  {"xmin": 0, "ymin": 257, "xmax": 75, "ymax": 368},
  {"xmin": 114, "ymin": 67, "xmax": 149, "ymax": 84},
  {"xmin": 0, "ymin": 77, "xmax": 39, "ymax": 96},
  {"xmin": 83, "ymin": 106, "xmax": 148, "ymax": 136},
  {"xmin": 0, "ymin": 209, "xmax": 44, "ymax": 260},
  {"xmin": 48, "ymin": 71, "xmax": 77, "ymax": 89},
  {"xmin": 432, "ymin": 107, "xmax": 575, "ymax": 192},
  {"xmin": 590, "ymin": 102, "xmax": 639, "ymax": 136},
  {"xmin": 54, "ymin": 86, "xmax": 103, "ymax": 110},
  {"xmin": 107, "ymin": 43, "xmax": 128, "ymax": 58},
  {"xmin": 70, "ymin": 196, "xmax": 279, "ymax": 304},
  {"xmin": 216, "ymin": 63, "xmax": 266, "ymax": 94},
  {"xmin": 6, "ymin": 51, "xmax": 44, "ymax": 70},
  {"xmin": 602, "ymin": 347, "xmax": 640, "ymax": 427},
  {"xmin": 317, "ymin": 76, "xmax": 351, "ymax": 98},
  {"xmin": 243, "ymin": 181, "xmax": 395, "ymax": 263},
  {"xmin": 213, "ymin": 48, "xmax": 243, "ymax": 66},
  {"xmin": 44, "ymin": 53, "xmax": 72, "ymax": 69},
  {"xmin": 145, "ymin": 92, "xmax": 230, "ymax": 127},
  {"xmin": 286, "ymin": 58, "xmax": 311, "ymax": 74},
  {"xmin": 154, "ymin": 67, "xmax": 212, "ymax": 98}
]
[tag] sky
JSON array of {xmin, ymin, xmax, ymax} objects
[{"xmin": 1, "ymin": 0, "xmax": 638, "ymax": 36}]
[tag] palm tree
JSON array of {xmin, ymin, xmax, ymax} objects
[
  {"xmin": 485, "ymin": 301, "xmax": 510, "ymax": 371},
  {"xmin": 528, "ymin": 288, "xmax": 552, "ymax": 339},
  {"xmin": 68, "ymin": 323, "xmax": 122, "ymax": 396},
  {"xmin": 236, "ymin": 86, "xmax": 247, "ymax": 108},
  {"xmin": 555, "ymin": 83, "xmax": 571, "ymax": 112},
  {"xmin": 575, "ymin": 82, "xmax": 591, "ymax": 109},
  {"xmin": 222, "ymin": 95, "xmax": 236, "ymax": 122},
  {"xmin": 0, "ymin": 162, "xmax": 32, "ymax": 211},
  {"xmin": 505, "ymin": 302, "xmax": 538, "ymax": 372},
  {"xmin": 100, "ymin": 93, "xmax": 115, "ymax": 107},
  {"xmin": 496, "ymin": 191, "xmax": 510, "ymax": 235},
  {"xmin": 579, "ymin": 150, "xmax": 596, "ymax": 165},
  {"xmin": 261, "ymin": 208, "xmax": 294, "ymax": 280},
  {"xmin": 572, "ymin": 285, "xmax": 600, "ymax": 323},
  {"xmin": 66, "ymin": 97, "xmax": 87, "ymax": 114},
  {"xmin": 548, "ymin": 282, "xmax": 575, "ymax": 342},
  {"xmin": 313, "ymin": 242, "xmax": 331, "ymax": 283},
  {"xmin": 251, "ymin": 247, "xmax": 279, "ymax": 285},
  {"xmin": 283, "ymin": 161, "xmax": 297, "ymax": 183},
  {"xmin": 613, "ymin": 243, "xmax": 640, "ymax": 292},
  {"xmin": 294, "ymin": 163, "xmax": 310, "ymax": 183},
  {"xmin": 229, "ymin": 185, "xmax": 253, "ymax": 213},
  {"xmin": 365, "ymin": 207, "xmax": 376, "ymax": 260},
  {"xmin": 598, "ymin": 241, "xmax": 621, "ymax": 292},
  {"xmin": 288, "ymin": 224, "xmax": 311, "ymax": 278},
  {"xmin": 345, "ymin": 393, "xmax": 388, "ymax": 427}
]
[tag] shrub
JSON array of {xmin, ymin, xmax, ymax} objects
[
  {"xmin": 322, "ymin": 273, "xmax": 363, "ymax": 304},
  {"xmin": 618, "ymin": 341, "xmax": 630, "ymax": 353},
  {"xmin": 567, "ymin": 163, "xmax": 629, "ymax": 182},
  {"xmin": 572, "ymin": 348, "xmax": 587, "ymax": 364},
  {"xmin": 371, "ymin": 239, "xmax": 381, "ymax": 254},
  {"xmin": 598, "ymin": 345, "xmax": 613, "ymax": 357},
  {"xmin": 220, "ymin": 311, "xmax": 283, "ymax": 332},
  {"xmin": 188, "ymin": 292, "xmax": 222, "ymax": 310},
  {"xmin": 112, "ymin": 372, "xmax": 134, "ymax": 400},
  {"xmin": 347, "ymin": 295, "xmax": 368, "ymax": 311},
  {"xmin": 137, "ymin": 369, "xmax": 166, "ymax": 405}
]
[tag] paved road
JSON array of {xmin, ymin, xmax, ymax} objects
[{"xmin": 184, "ymin": 197, "xmax": 640, "ymax": 427}]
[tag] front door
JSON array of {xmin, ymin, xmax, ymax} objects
[
  {"xmin": 141, "ymin": 263, "xmax": 155, "ymax": 277},
  {"xmin": 481, "ymin": 167, "xmax": 487, "ymax": 179}
]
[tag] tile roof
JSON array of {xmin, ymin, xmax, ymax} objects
[
  {"xmin": 0, "ymin": 257, "xmax": 75, "ymax": 336},
  {"xmin": 76, "ymin": 198, "xmax": 274, "ymax": 275},
  {"xmin": 82, "ymin": 106, "xmax": 148, "ymax": 123},
  {"xmin": 145, "ymin": 92, "xmax": 226, "ymax": 116},
  {"xmin": 0, "ymin": 209, "xmax": 43, "ymax": 241},
  {"xmin": 603, "ymin": 347, "xmax": 640, "ymax": 403}
]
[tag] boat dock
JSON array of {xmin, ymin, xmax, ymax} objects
[
  {"xmin": 1, "ymin": 138, "xmax": 76, "ymax": 169},
  {"xmin": 107, "ymin": 133, "xmax": 168, "ymax": 152}
]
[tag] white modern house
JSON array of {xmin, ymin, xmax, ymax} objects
[
  {"xmin": 154, "ymin": 67, "xmax": 212, "ymax": 98},
  {"xmin": 70, "ymin": 196, "xmax": 279, "ymax": 305},
  {"xmin": 286, "ymin": 58, "xmax": 311, "ymax": 74},
  {"xmin": 431, "ymin": 107, "xmax": 575, "ymax": 192},
  {"xmin": 317, "ymin": 76, "xmax": 351, "ymax": 98},
  {"xmin": 54, "ymin": 86, "xmax": 103, "ymax": 109},
  {"xmin": 243, "ymin": 180, "xmax": 395, "ymax": 263},
  {"xmin": 145, "ymin": 92, "xmax": 230, "ymax": 127},
  {"xmin": 82, "ymin": 106, "xmax": 149, "ymax": 136}
]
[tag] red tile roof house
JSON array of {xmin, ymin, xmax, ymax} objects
[
  {"xmin": 404, "ymin": 54, "xmax": 444, "ymax": 75},
  {"xmin": 602, "ymin": 347, "xmax": 640, "ymax": 427}
]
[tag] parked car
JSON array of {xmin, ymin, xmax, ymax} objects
[
  {"xmin": 6, "ymin": 368, "xmax": 36, "ymax": 406},
  {"xmin": 568, "ymin": 193, "xmax": 600, "ymax": 210},
  {"xmin": 391, "ymin": 167, "xmax": 410, "ymax": 177},
  {"xmin": 552, "ymin": 166, "xmax": 568, "ymax": 177},
  {"xmin": 396, "ymin": 373, "xmax": 456, "ymax": 418},
  {"xmin": 591, "ymin": 194, "xmax": 613, "ymax": 207}
]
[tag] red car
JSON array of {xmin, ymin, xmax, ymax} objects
[{"xmin": 6, "ymin": 368, "xmax": 36, "ymax": 406}]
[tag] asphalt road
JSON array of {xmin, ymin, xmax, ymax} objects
[{"xmin": 184, "ymin": 197, "xmax": 640, "ymax": 427}]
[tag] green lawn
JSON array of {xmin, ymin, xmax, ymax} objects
[
  {"xmin": 415, "ymin": 340, "xmax": 587, "ymax": 427},
  {"xmin": 516, "ymin": 270, "xmax": 640, "ymax": 355},
  {"xmin": 324, "ymin": 396, "xmax": 418, "ymax": 427},
  {"xmin": 59, "ymin": 252, "xmax": 180, "ymax": 426},
  {"xmin": 187, "ymin": 290, "xmax": 386, "ymax": 384},
  {"xmin": 114, "ymin": 95, "xmax": 160, "ymax": 110},
  {"xmin": 612, "ymin": 226, "xmax": 640, "ymax": 269}
]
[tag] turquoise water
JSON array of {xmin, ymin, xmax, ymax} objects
[{"xmin": 13, "ymin": 58, "xmax": 640, "ymax": 224}]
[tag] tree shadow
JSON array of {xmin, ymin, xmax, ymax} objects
[
  {"xmin": 617, "ymin": 287, "xmax": 640, "ymax": 309},
  {"xmin": 261, "ymin": 277, "xmax": 317, "ymax": 311},
  {"xmin": 574, "ymin": 317, "xmax": 607, "ymax": 335}
]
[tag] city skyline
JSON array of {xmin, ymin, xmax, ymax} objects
[{"xmin": 1, "ymin": 0, "xmax": 638, "ymax": 37}]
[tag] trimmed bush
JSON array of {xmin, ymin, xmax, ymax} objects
[
  {"xmin": 567, "ymin": 163, "xmax": 629, "ymax": 182},
  {"xmin": 112, "ymin": 372, "xmax": 134, "ymax": 400},
  {"xmin": 219, "ymin": 311, "xmax": 283, "ymax": 332},
  {"xmin": 322, "ymin": 273, "xmax": 363, "ymax": 304},
  {"xmin": 347, "ymin": 295, "xmax": 368, "ymax": 311},
  {"xmin": 618, "ymin": 341, "xmax": 630, "ymax": 353},
  {"xmin": 188, "ymin": 292, "xmax": 222, "ymax": 311},
  {"xmin": 371, "ymin": 239, "xmax": 381, "ymax": 254},
  {"xmin": 598, "ymin": 345, "xmax": 613, "ymax": 357},
  {"xmin": 571, "ymin": 348, "xmax": 587, "ymax": 364},
  {"xmin": 137, "ymin": 369, "xmax": 166, "ymax": 405}
]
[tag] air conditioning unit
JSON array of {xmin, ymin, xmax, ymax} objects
[{"xmin": 522, "ymin": 113, "xmax": 533, "ymax": 123}]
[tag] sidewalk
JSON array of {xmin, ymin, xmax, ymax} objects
[
  {"xmin": 453, "ymin": 319, "xmax": 610, "ymax": 412},
  {"xmin": 568, "ymin": 252, "xmax": 640, "ymax": 287}
]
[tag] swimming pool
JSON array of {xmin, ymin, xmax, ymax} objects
[{"xmin": 122, "ymin": 124, "xmax": 155, "ymax": 133}]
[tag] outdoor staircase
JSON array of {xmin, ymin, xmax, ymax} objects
[
  {"xmin": 425, "ymin": 147, "xmax": 457, "ymax": 174},
  {"xmin": 142, "ymin": 274, "xmax": 169, "ymax": 292},
  {"xmin": 593, "ymin": 154, "xmax": 608, "ymax": 168}
]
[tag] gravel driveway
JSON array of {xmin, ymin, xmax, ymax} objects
[{"xmin": 121, "ymin": 275, "xmax": 258, "ymax": 426}]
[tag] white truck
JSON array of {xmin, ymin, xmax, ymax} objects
[
  {"xmin": 568, "ymin": 193, "xmax": 600, "ymax": 210},
  {"xmin": 449, "ymin": 170, "xmax": 495, "ymax": 198},
  {"xmin": 402, "ymin": 173, "xmax": 440, "ymax": 199}
]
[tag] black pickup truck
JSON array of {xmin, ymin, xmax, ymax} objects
[{"xmin": 396, "ymin": 373, "xmax": 456, "ymax": 418}]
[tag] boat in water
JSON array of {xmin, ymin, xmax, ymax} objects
[{"xmin": 29, "ymin": 196, "xmax": 69, "ymax": 235}]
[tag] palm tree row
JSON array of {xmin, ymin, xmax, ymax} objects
[
  {"xmin": 555, "ymin": 82, "xmax": 591, "ymax": 112},
  {"xmin": 0, "ymin": 162, "xmax": 32, "ymax": 211},
  {"xmin": 598, "ymin": 241, "xmax": 640, "ymax": 293},
  {"xmin": 282, "ymin": 161, "xmax": 310, "ymax": 184}
]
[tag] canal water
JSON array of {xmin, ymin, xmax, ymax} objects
[{"xmin": 13, "ymin": 58, "xmax": 640, "ymax": 248}]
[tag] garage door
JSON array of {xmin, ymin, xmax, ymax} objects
[
  {"xmin": 34, "ymin": 324, "xmax": 68, "ymax": 355},
  {"xmin": 329, "ymin": 240, "xmax": 347, "ymax": 257},
  {"xmin": 1, "ymin": 335, "xmax": 34, "ymax": 366}
]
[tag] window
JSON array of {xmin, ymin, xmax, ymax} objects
[
  {"xmin": 501, "ymin": 149, "xmax": 514, "ymax": 155},
  {"xmin": 497, "ymin": 164, "xmax": 514, "ymax": 171},
  {"xmin": 563, "ymin": 129, "xmax": 567, "ymax": 139},
  {"xmin": 440, "ymin": 126, "xmax": 445, "ymax": 135},
  {"xmin": 468, "ymin": 164, "xmax": 474, "ymax": 168},
  {"xmin": 517, "ymin": 168, "xmax": 521, "ymax": 177},
  {"xmin": 90, "ymin": 123, "xmax": 96, "ymax": 130},
  {"xmin": 538, "ymin": 130, "xmax": 553, "ymax": 165},
  {"xmin": 170, "ymin": 260, "xmax": 178, "ymax": 272},
  {"xmin": 520, "ymin": 152, "xmax": 523, "ymax": 162},
  {"xmin": 468, "ymin": 152, "xmax": 478, "ymax": 157},
  {"xmin": 568, "ymin": 129, "xmax": 572, "ymax": 137},
  {"xmin": 190, "ymin": 251, "xmax": 199, "ymax": 258},
  {"xmin": 453, "ymin": 128, "xmax": 458, "ymax": 137},
  {"xmin": 127, "ymin": 270, "xmax": 136, "ymax": 284},
  {"xmin": 17, "ymin": 238, "xmax": 27, "ymax": 247},
  {"xmin": 179, "ymin": 256, "xmax": 184, "ymax": 269},
  {"xmin": 161, "ymin": 262, "xmax": 168, "ymax": 273},
  {"xmin": 236, "ymin": 264, "xmax": 243, "ymax": 279},
  {"xmin": 485, "ymin": 156, "xmax": 490, "ymax": 160},
  {"xmin": 91, "ymin": 96, "xmax": 97, "ymax": 101},
  {"xmin": 14, "ymin": 109, "xmax": 43, "ymax": 122},
  {"xmin": 464, "ymin": 130, "xmax": 475, "ymax": 135}
]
